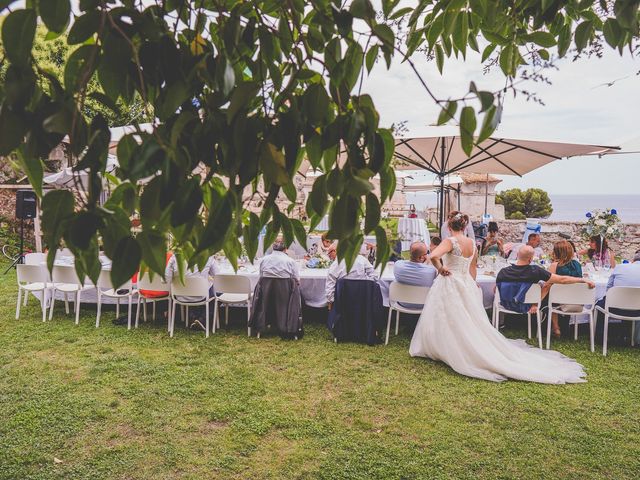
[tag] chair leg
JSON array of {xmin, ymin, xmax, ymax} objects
[
  {"xmin": 41, "ymin": 289, "xmax": 47, "ymax": 322},
  {"xmin": 64, "ymin": 293, "xmax": 69, "ymax": 314},
  {"xmin": 23, "ymin": 290, "xmax": 29, "ymax": 307},
  {"xmin": 225, "ymin": 305, "xmax": 229, "ymax": 326},
  {"xmin": 15, "ymin": 287, "xmax": 22, "ymax": 320},
  {"xmin": 75, "ymin": 290, "xmax": 81, "ymax": 325},
  {"xmin": 527, "ymin": 313, "xmax": 531, "ymax": 339},
  {"xmin": 546, "ymin": 310, "xmax": 552, "ymax": 350},
  {"xmin": 170, "ymin": 301, "xmax": 176, "ymax": 337},
  {"xmin": 603, "ymin": 315, "xmax": 609, "ymax": 356},
  {"xmin": 632, "ymin": 322, "xmax": 636, "ymax": 347},
  {"xmin": 213, "ymin": 300, "xmax": 218, "ymax": 335},
  {"xmin": 395, "ymin": 310, "xmax": 400, "ymax": 336},
  {"xmin": 574, "ymin": 317, "xmax": 578, "ymax": 341},
  {"xmin": 49, "ymin": 290, "xmax": 56, "ymax": 320},
  {"xmin": 116, "ymin": 298, "xmax": 120, "ymax": 318},
  {"xmin": 205, "ymin": 302, "xmax": 210, "ymax": 338},
  {"xmin": 127, "ymin": 295, "xmax": 132, "ymax": 331},
  {"xmin": 536, "ymin": 311, "xmax": 542, "ymax": 349},
  {"xmin": 152, "ymin": 300, "xmax": 156, "ymax": 321},
  {"xmin": 96, "ymin": 293, "xmax": 101, "ymax": 328},
  {"xmin": 246, "ymin": 303, "xmax": 251, "ymax": 336},
  {"xmin": 135, "ymin": 295, "xmax": 141, "ymax": 328},
  {"xmin": 143, "ymin": 298, "xmax": 147, "ymax": 322},
  {"xmin": 589, "ymin": 312, "xmax": 595, "ymax": 353},
  {"xmin": 385, "ymin": 308, "xmax": 392, "ymax": 345}
]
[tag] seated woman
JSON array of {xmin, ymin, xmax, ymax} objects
[
  {"xmin": 307, "ymin": 232, "xmax": 337, "ymax": 257},
  {"xmin": 545, "ymin": 240, "xmax": 583, "ymax": 337},
  {"xmin": 579, "ymin": 236, "xmax": 616, "ymax": 268},
  {"xmin": 481, "ymin": 221, "xmax": 504, "ymax": 257}
]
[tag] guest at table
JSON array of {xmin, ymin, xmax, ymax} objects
[
  {"xmin": 481, "ymin": 222, "xmax": 504, "ymax": 257},
  {"xmin": 507, "ymin": 233, "xmax": 544, "ymax": 262},
  {"xmin": 260, "ymin": 239, "xmax": 300, "ymax": 283},
  {"xmin": 430, "ymin": 236, "xmax": 441, "ymax": 251},
  {"xmin": 497, "ymin": 246, "xmax": 594, "ymax": 317},
  {"xmin": 544, "ymin": 240, "xmax": 584, "ymax": 337},
  {"xmin": 440, "ymin": 211, "xmax": 475, "ymax": 241},
  {"xmin": 307, "ymin": 232, "xmax": 337, "ymax": 257},
  {"xmin": 393, "ymin": 241, "xmax": 437, "ymax": 309},
  {"xmin": 326, "ymin": 252, "xmax": 378, "ymax": 309},
  {"xmin": 165, "ymin": 254, "xmax": 218, "ymax": 300},
  {"xmin": 579, "ymin": 236, "xmax": 617, "ymax": 268},
  {"xmin": 408, "ymin": 204, "xmax": 418, "ymax": 218},
  {"xmin": 594, "ymin": 249, "xmax": 640, "ymax": 344}
]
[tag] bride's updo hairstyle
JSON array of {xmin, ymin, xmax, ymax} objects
[{"xmin": 447, "ymin": 211, "xmax": 469, "ymax": 232}]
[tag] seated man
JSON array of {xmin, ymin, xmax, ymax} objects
[
  {"xmin": 497, "ymin": 246, "xmax": 594, "ymax": 316},
  {"xmin": 595, "ymin": 249, "xmax": 640, "ymax": 343},
  {"xmin": 326, "ymin": 248, "xmax": 378, "ymax": 310},
  {"xmin": 393, "ymin": 241, "xmax": 437, "ymax": 309},
  {"xmin": 259, "ymin": 239, "xmax": 300, "ymax": 282},
  {"xmin": 507, "ymin": 233, "xmax": 544, "ymax": 262}
]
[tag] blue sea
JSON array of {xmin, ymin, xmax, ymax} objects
[{"xmin": 549, "ymin": 195, "xmax": 640, "ymax": 223}]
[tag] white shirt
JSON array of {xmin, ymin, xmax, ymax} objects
[
  {"xmin": 259, "ymin": 251, "xmax": 300, "ymax": 281},
  {"xmin": 326, "ymin": 255, "xmax": 378, "ymax": 303},
  {"xmin": 441, "ymin": 222, "xmax": 475, "ymax": 242},
  {"xmin": 508, "ymin": 243, "xmax": 544, "ymax": 261}
]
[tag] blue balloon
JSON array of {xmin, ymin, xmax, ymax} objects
[
  {"xmin": 586, "ymin": 212, "xmax": 592, "ymax": 218},
  {"xmin": 611, "ymin": 209, "xmax": 617, "ymax": 215}
]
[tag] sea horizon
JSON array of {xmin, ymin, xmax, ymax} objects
[{"xmin": 548, "ymin": 194, "xmax": 640, "ymax": 223}]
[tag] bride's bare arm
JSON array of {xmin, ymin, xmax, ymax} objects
[
  {"xmin": 470, "ymin": 250, "xmax": 478, "ymax": 280},
  {"xmin": 430, "ymin": 238, "xmax": 453, "ymax": 275}
]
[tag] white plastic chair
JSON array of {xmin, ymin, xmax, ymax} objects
[
  {"xmin": 49, "ymin": 265, "xmax": 91, "ymax": 324},
  {"xmin": 135, "ymin": 271, "xmax": 171, "ymax": 329},
  {"xmin": 16, "ymin": 264, "xmax": 49, "ymax": 322},
  {"xmin": 169, "ymin": 276, "xmax": 215, "ymax": 338},
  {"xmin": 546, "ymin": 284, "xmax": 596, "ymax": 351},
  {"xmin": 595, "ymin": 286, "xmax": 640, "ymax": 356},
  {"xmin": 213, "ymin": 275, "xmax": 253, "ymax": 336},
  {"xmin": 95, "ymin": 270, "xmax": 136, "ymax": 329},
  {"xmin": 385, "ymin": 281, "xmax": 429, "ymax": 345},
  {"xmin": 493, "ymin": 283, "xmax": 544, "ymax": 348},
  {"xmin": 24, "ymin": 252, "xmax": 47, "ymax": 265}
]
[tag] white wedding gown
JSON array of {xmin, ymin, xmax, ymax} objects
[{"xmin": 409, "ymin": 238, "xmax": 587, "ymax": 383}]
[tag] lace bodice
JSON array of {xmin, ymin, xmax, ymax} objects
[{"xmin": 443, "ymin": 237, "xmax": 474, "ymax": 275}]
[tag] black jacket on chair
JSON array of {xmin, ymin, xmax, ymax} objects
[
  {"xmin": 249, "ymin": 277, "xmax": 302, "ymax": 338},
  {"xmin": 328, "ymin": 278, "xmax": 384, "ymax": 345}
]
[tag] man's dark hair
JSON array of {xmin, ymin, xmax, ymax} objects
[{"xmin": 272, "ymin": 240, "xmax": 286, "ymax": 252}]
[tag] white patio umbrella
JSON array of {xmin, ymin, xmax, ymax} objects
[
  {"xmin": 393, "ymin": 128, "xmax": 618, "ymax": 226},
  {"xmin": 43, "ymin": 155, "xmax": 119, "ymax": 189}
]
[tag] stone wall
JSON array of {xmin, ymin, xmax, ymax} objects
[{"xmin": 498, "ymin": 219, "xmax": 640, "ymax": 260}]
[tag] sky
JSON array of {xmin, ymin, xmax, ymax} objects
[{"xmin": 362, "ymin": 43, "xmax": 640, "ymax": 195}]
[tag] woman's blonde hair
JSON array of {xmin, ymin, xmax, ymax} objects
[{"xmin": 553, "ymin": 240, "xmax": 574, "ymax": 266}]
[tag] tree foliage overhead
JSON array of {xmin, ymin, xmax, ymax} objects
[
  {"xmin": 0, "ymin": 0, "xmax": 637, "ymax": 287},
  {"xmin": 496, "ymin": 188, "xmax": 554, "ymax": 219}
]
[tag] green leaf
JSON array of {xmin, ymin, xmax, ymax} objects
[
  {"xmin": 111, "ymin": 236, "xmax": 142, "ymax": 290},
  {"xmin": 364, "ymin": 193, "xmax": 380, "ymax": 233},
  {"xmin": 329, "ymin": 195, "xmax": 359, "ymax": 238},
  {"xmin": 525, "ymin": 31, "xmax": 556, "ymax": 48},
  {"xmin": 156, "ymin": 79, "xmax": 189, "ymax": 120},
  {"xmin": 67, "ymin": 211, "xmax": 100, "ymax": 250},
  {"xmin": 0, "ymin": 103, "xmax": 27, "ymax": 155},
  {"xmin": 305, "ymin": 135, "xmax": 322, "ymax": 169},
  {"xmin": 64, "ymin": 45, "xmax": 98, "ymax": 92},
  {"xmin": 459, "ymin": 106, "xmax": 477, "ymax": 156},
  {"xmin": 309, "ymin": 174, "xmax": 328, "ymax": 217},
  {"xmin": 574, "ymin": 20, "xmax": 593, "ymax": 51},
  {"xmin": 41, "ymin": 189, "xmax": 74, "ymax": 271},
  {"xmin": 557, "ymin": 24, "xmax": 571, "ymax": 58},
  {"xmin": 171, "ymin": 179, "xmax": 203, "ymax": 227},
  {"xmin": 199, "ymin": 193, "xmax": 233, "ymax": 253},
  {"xmin": 350, "ymin": 0, "xmax": 375, "ymax": 20},
  {"xmin": 477, "ymin": 104, "xmax": 501, "ymax": 143},
  {"xmin": 67, "ymin": 10, "xmax": 100, "ymax": 45},
  {"xmin": 242, "ymin": 212, "xmax": 260, "ymax": 262},
  {"xmin": 373, "ymin": 24, "xmax": 394, "ymax": 48},
  {"xmin": 602, "ymin": 18, "xmax": 622, "ymax": 48},
  {"xmin": 39, "ymin": 0, "xmax": 71, "ymax": 33},
  {"xmin": 365, "ymin": 44, "xmax": 378, "ymax": 73},
  {"xmin": 260, "ymin": 142, "xmax": 289, "ymax": 186},
  {"xmin": 435, "ymin": 44, "xmax": 444, "ymax": 73},
  {"xmin": 291, "ymin": 219, "xmax": 307, "ymax": 250},
  {"xmin": 437, "ymin": 100, "xmax": 457, "ymax": 125},
  {"xmin": 374, "ymin": 225, "xmax": 389, "ymax": 272},
  {"xmin": 481, "ymin": 43, "xmax": 497, "ymax": 62},
  {"xmin": 477, "ymin": 91, "xmax": 494, "ymax": 113},
  {"xmin": 499, "ymin": 44, "xmax": 514, "ymax": 76},
  {"xmin": 2, "ymin": 9, "xmax": 37, "ymax": 66},
  {"xmin": 16, "ymin": 146, "xmax": 43, "ymax": 198},
  {"xmin": 303, "ymin": 83, "xmax": 330, "ymax": 125},
  {"xmin": 137, "ymin": 230, "xmax": 167, "ymax": 276},
  {"xmin": 282, "ymin": 180, "xmax": 297, "ymax": 203},
  {"xmin": 227, "ymin": 81, "xmax": 259, "ymax": 122},
  {"xmin": 379, "ymin": 166, "xmax": 396, "ymax": 204}
]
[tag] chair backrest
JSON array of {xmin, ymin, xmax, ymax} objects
[
  {"xmin": 57, "ymin": 248, "xmax": 73, "ymax": 257},
  {"xmin": 24, "ymin": 253, "xmax": 46, "ymax": 265},
  {"xmin": 389, "ymin": 281, "xmax": 429, "ymax": 305},
  {"xmin": 51, "ymin": 265, "xmax": 83, "ymax": 285},
  {"xmin": 97, "ymin": 270, "xmax": 131, "ymax": 290},
  {"xmin": 171, "ymin": 276, "xmax": 210, "ymax": 298},
  {"xmin": 523, "ymin": 283, "xmax": 542, "ymax": 304},
  {"xmin": 549, "ymin": 283, "xmax": 596, "ymax": 306},
  {"xmin": 214, "ymin": 274, "xmax": 252, "ymax": 294},
  {"xmin": 17, "ymin": 264, "xmax": 47, "ymax": 284},
  {"xmin": 137, "ymin": 271, "xmax": 169, "ymax": 292},
  {"xmin": 605, "ymin": 286, "xmax": 640, "ymax": 311}
]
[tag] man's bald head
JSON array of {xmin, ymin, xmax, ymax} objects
[
  {"xmin": 410, "ymin": 241, "xmax": 428, "ymax": 263},
  {"xmin": 517, "ymin": 245, "xmax": 535, "ymax": 264}
]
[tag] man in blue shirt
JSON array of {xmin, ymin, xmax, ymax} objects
[
  {"xmin": 596, "ymin": 250, "xmax": 640, "ymax": 344},
  {"xmin": 393, "ymin": 241, "xmax": 437, "ymax": 309}
]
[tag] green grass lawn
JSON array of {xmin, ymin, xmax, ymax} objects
[{"xmin": 1, "ymin": 263, "xmax": 639, "ymax": 479}]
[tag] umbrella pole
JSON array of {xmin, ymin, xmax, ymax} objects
[
  {"xmin": 439, "ymin": 175, "xmax": 445, "ymax": 229},
  {"xmin": 484, "ymin": 173, "xmax": 489, "ymax": 216},
  {"xmin": 439, "ymin": 137, "xmax": 446, "ymax": 229}
]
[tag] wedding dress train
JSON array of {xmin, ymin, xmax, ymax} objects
[{"xmin": 409, "ymin": 238, "xmax": 586, "ymax": 383}]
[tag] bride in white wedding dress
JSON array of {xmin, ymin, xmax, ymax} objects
[{"xmin": 409, "ymin": 213, "xmax": 586, "ymax": 384}]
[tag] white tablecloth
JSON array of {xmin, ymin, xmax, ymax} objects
[{"xmin": 397, "ymin": 218, "xmax": 430, "ymax": 251}]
